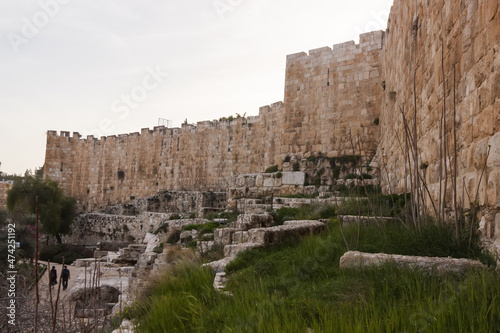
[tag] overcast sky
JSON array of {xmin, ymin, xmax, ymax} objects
[{"xmin": 0, "ymin": 0, "xmax": 391, "ymax": 175}]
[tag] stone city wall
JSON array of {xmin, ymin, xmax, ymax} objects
[
  {"xmin": 375, "ymin": 0, "xmax": 500, "ymax": 241},
  {"xmin": 44, "ymin": 32, "xmax": 383, "ymax": 212}
]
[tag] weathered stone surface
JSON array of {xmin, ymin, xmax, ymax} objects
[
  {"xmin": 282, "ymin": 172, "xmax": 305, "ymax": 185},
  {"xmin": 197, "ymin": 240, "xmax": 215, "ymax": 253},
  {"xmin": 338, "ymin": 215, "xmax": 398, "ymax": 224},
  {"xmin": 224, "ymin": 243, "xmax": 262, "ymax": 258},
  {"xmin": 111, "ymin": 319, "xmax": 134, "ymax": 333},
  {"xmin": 376, "ymin": 0, "xmax": 500, "ymax": 215},
  {"xmin": 495, "ymin": 213, "xmax": 500, "ymax": 239},
  {"xmin": 246, "ymin": 221, "xmax": 326, "ymax": 246},
  {"xmin": 230, "ymin": 213, "xmax": 274, "ymax": 231},
  {"xmin": 213, "ymin": 271, "xmax": 229, "ymax": 291},
  {"xmin": 143, "ymin": 232, "xmax": 160, "ymax": 253},
  {"xmin": 214, "ymin": 228, "xmax": 237, "ymax": 246},
  {"xmin": 231, "ymin": 231, "xmax": 249, "ymax": 244},
  {"xmin": 339, "ymin": 251, "xmax": 486, "ymax": 274},
  {"xmin": 487, "ymin": 132, "xmax": 500, "ymax": 167}
]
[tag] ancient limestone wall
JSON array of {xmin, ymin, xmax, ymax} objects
[
  {"xmin": 376, "ymin": 0, "xmax": 499, "ymax": 213},
  {"xmin": 44, "ymin": 32, "xmax": 383, "ymax": 211},
  {"xmin": 45, "ymin": 102, "xmax": 284, "ymax": 212},
  {"xmin": 283, "ymin": 32, "xmax": 384, "ymax": 158}
]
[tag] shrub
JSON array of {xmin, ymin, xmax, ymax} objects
[
  {"xmin": 154, "ymin": 222, "xmax": 169, "ymax": 234},
  {"xmin": 334, "ymin": 184, "xmax": 349, "ymax": 195},
  {"xmin": 153, "ymin": 243, "xmax": 164, "ymax": 254},
  {"xmin": 275, "ymin": 171, "xmax": 283, "ymax": 179},
  {"xmin": 336, "ymin": 155, "xmax": 361, "ymax": 164},
  {"xmin": 39, "ymin": 244, "xmax": 93, "ymax": 264},
  {"xmin": 332, "ymin": 166, "xmax": 341, "ymax": 179},
  {"xmin": 292, "ymin": 162, "xmax": 300, "ymax": 171},
  {"xmin": 265, "ymin": 165, "xmax": 279, "ymax": 173},
  {"xmin": 166, "ymin": 230, "xmax": 181, "ymax": 244}
]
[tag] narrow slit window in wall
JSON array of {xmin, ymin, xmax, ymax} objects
[
  {"xmin": 60, "ymin": 162, "xmax": 63, "ymax": 172},
  {"xmin": 327, "ymin": 68, "xmax": 330, "ymax": 86},
  {"xmin": 177, "ymin": 137, "xmax": 180, "ymax": 151}
]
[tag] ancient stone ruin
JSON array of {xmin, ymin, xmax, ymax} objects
[
  {"xmin": 40, "ymin": 0, "xmax": 500, "ymax": 329},
  {"xmin": 44, "ymin": 0, "xmax": 500, "ymax": 252}
]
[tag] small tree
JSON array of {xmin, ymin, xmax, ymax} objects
[{"xmin": 7, "ymin": 175, "xmax": 76, "ymax": 243}]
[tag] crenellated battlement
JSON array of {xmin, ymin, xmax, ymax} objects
[
  {"xmin": 48, "ymin": 101, "xmax": 287, "ymax": 146},
  {"xmin": 285, "ymin": 31, "xmax": 384, "ymax": 67}
]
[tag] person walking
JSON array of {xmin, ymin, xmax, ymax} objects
[
  {"xmin": 61, "ymin": 265, "xmax": 71, "ymax": 290},
  {"xmin": 49, "ymin": 266, "xmax": 57, "ymax": 286}
]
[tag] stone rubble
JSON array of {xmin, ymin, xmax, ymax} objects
[{"xmin": 339, "ymin": 251, "xmax": 486, "ymax": 274}]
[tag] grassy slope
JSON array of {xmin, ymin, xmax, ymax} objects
[{"xmin": 133, "ymin": 222, "xmax": 499, "ymax": 332}]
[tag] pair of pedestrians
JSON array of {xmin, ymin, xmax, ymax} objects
[{"xmin": 49, "ymin": 265, "xmax": 71, "ymax": 290}]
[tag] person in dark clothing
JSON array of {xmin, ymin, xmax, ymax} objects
[
  {"xmin": 61, "ymin": 265, "xmax": 71, "ymax": 290},
  {"xmin": 50, "ymin": 266, "xmax": 57, "ymax": 286}
]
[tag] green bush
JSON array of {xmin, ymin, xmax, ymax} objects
[
  {"xmin": 154, "ymin": 223, "xmax": 169, "ymax": 234},
  {"xmin": 166, "ymin": 230, "xmax": 181, "ymax": 244},
  {"xmin": 39, "ymin": 244, "xmax": 93, "ymax": 264},
  {"xmin": 292, "ymin": 162, "xmax": 300, "ymax": 171},
  {"xmin": 265, "ymin": 165, "xmax": 279, "ymax": 173},
  {"xmin": 275, "ymin": 171, "xmax": 282, "ymax": 179},
  {"xmin": 332, "ymin": 166, "xmax": 341, "ymax": 179},
  {"xmin": 153, "ymin": 243, "xmax": 164, "ymax": 254},
  {"xmin": 336, "ymin": 155, "xmax": 361, "ymax": 164}
]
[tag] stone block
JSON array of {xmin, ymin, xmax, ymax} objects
[
  {"xmin": 263, "ymin": 177, "xmax": 275, "ymax": 187},
  {"xmin": 255, "ymin": 174, "xmax": 264, "ymax": 187},
  {"xmin": 197, "ymin": 241, "xmax": 215, "ymax": 253},
  {"xmin": 232, "ymin": 231, "xmax": 248, "ymax": 244},
  {"xmin": 224, "ymin": 243, "xmax": 261, "ymax": 258},
  {"xmin": 339, "ymin": 251, "xmax": 485, "ymax": 274},
  {"xmin": 493, "ymin": 213, "xmax": 500, "ymax": 242},
  {"xmin": 214, "ymin": 228, "xmax": 236, "ymax": 245},
  {"xmin": 231, "ymin": 213, "xmax": 274, "ymax": 231},
  {"xmin": 282, "ymin": 172, "xmax": 305, "ymax": 185},
  {"xmin": 487, "ymin": 132, "xmax": 500, "ymax": 167},
  {"xmin": 245, "ymin": 176, "xmax": 256, "ymax": 187},
  {"xmin": 487, "ymin": 170, "xmax": 500, "ymax": 207}
]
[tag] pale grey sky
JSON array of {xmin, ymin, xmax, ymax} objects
[{"xmin": 0, "ymin": 0, "xmax": 391, "ymax": 175}]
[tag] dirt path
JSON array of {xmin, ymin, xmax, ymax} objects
[{"xmin": 35, "ymin": 261, "xmax": 86, "ymax": 302}]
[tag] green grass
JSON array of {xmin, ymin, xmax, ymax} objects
[
  {"xmin": 270, "ymin": 205, "xmax": 337, "ymax": 225},
  {"xmin": 181, "ymin": 222, "xmax": 220, "ymax": 235},
  {"xmin": 133, "ymin": 222, "xmax": 498, "ymax": 332}
]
